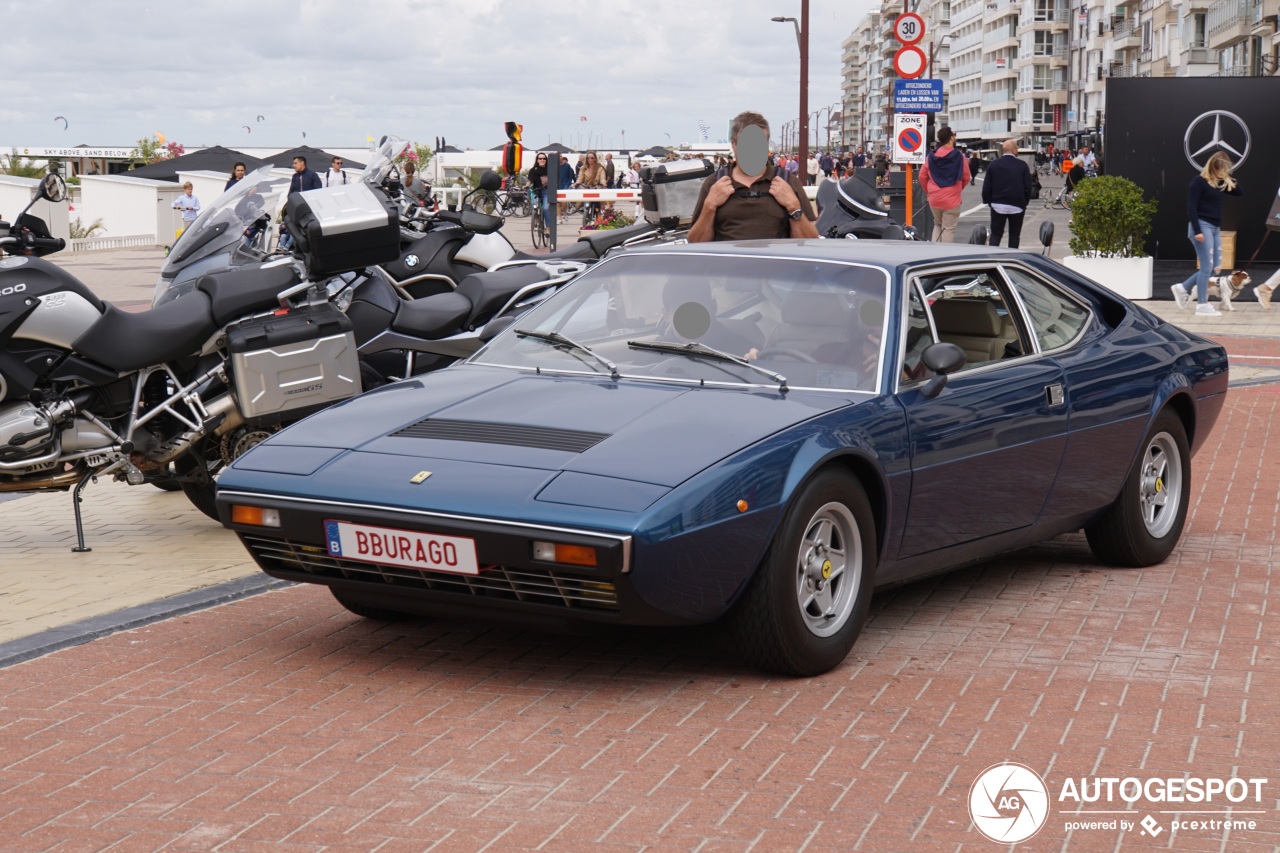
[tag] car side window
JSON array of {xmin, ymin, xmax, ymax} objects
[
  {"xmin": 916, "ymin": 268, "xmax": 1028, "ymax": 370},
  {"xmin": 1002, "ymin": 266, "xmax": 1091, "ymax": 353},
  {"xmin": 900, "ymin": 282, "xmax": 936, "ymax": 385}
]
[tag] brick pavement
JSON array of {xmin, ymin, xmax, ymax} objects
[{"xmin": 0, "ymin": 388, "xmax": 1276, "ymax": 851}]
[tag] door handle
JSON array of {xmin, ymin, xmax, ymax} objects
[{"xmin": 1045, "ymin": 383, "xmax": 1064, "ymax": 407}]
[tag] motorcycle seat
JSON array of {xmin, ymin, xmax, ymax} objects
[
  {"xmin": 196, "ymin": 264, "xmax": 300, "ymax": 326},
  {"xmin": 577, "ymin": 221, "xmax": 657, "ymax": 255},
  {"xmin": 73, "ymin": 292, "xmax": 218, "ymax": 372},
  {"xmin": 390, "ymin": 291, "xmax": 474, "ymax": 339}
]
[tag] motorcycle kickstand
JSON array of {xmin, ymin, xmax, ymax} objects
[{"xmin": 71, "ymin": 472, "xmax": 97, "ymax": 553}]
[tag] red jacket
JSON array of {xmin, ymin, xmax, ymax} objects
[{"xmin": 919, "ymin": 145, "xmax": 971, "ymax": 210}]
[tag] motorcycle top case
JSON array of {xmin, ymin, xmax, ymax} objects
[
  {"xmin": 639, "ymin": 158, "xmax": 714, "ymax": 228},
  {"xmin": 285, "ymin": 183, "xmax": 399, "ymax": 279},
  {"xmin": 225, "ymin": 302, "xmax": 361, "ymax": 425}
]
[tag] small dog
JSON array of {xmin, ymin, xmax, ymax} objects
[{"xmin": 1205, "ymin": 270, "xmax": 1252, "ymax": 312}]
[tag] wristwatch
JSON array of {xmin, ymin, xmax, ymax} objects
[{"xmin": 788, "ymin": 207, "xmax": 804, "ymax": 220}]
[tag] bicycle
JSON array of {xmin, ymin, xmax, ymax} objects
[
  {"xmin": 1044, "ymin": 185, "xmax": 1074, "ymax": 210},
  {"xmin": 529, "ymin": 192, "xmax": 548, "ymax": 248}
]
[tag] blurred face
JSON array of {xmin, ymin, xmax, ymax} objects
[
  {"xmin": 332, "ymin": 158, "xmax": 342, "ymax": 170},
  {"xmin": 233, "ymin": 165, "xmax": 245, "ymax": 179},
  {"xmin": 536, "ymin": 155, "xmax": 547, "ymax": 166},
  {"xmin": 292, "ymin": 158, "xmax": 304, "ymax": 172}
]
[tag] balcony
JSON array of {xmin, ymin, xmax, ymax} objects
[
  {"xmin": 983, "ymin": 27, "xmax": 1019, "ymax": 49},
  {"xmin": 983, "ymin": 59, "xmax": 1018, "ymax": 76},
  {"xmin": 950, "ymin": 29, "xmax": 985, "ymax": 51},
  {"xmin": 1207, "ymin": 0, "xmax": 1254, "ymax": 47},
  {"xmin": 982, "ymin": 89, "xmax": 1018, "ymax": 105},
  {"xmin": 950, "ymin": 60, "xmax": 985, "ymax": 79},
  {"xmin": 1112, "ymin": 17, "xmax": 1141, "ymax": 47},
  {"xmin": 1183, "ymin": 46, "xmax": 1218, "ymax": 64},
  {"xmin": 983, "ymin": 119, "xmax": 1016, "ymax": 136}
]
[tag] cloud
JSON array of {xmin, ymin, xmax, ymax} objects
[{"xmin": 4, "ymin": 0, "xmax": 874, "ymax": 151}]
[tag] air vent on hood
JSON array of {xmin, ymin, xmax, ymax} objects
[{"xmin": 391, "ymin": 418, "xmax": 609, "ymax": 453}]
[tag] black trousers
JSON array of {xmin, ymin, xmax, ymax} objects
[{"xmin": 988, "ymin": 208, "xmax": 1026, "ymax": 249}]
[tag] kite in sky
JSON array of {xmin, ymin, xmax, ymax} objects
[{"xmin": 54, "ymin": 116, "xmax": 68, "ymax": 130}]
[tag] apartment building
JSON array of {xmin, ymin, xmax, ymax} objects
[{"xmin": 843, "ymin": 0, "xmax": 1277, "ymax": 150}]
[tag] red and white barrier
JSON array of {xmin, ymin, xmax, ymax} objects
[{"xmin": 554, "ymin": 188, "xmax": 644, "ymax": 202}]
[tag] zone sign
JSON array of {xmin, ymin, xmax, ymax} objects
[{"xmin": 894, "ymin": 12, "xmax": 925, "ymax": 45}]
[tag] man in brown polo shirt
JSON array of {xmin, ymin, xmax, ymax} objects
[{"xmin": 688, "ymin": 111, "xmax": 818, "ymax": 242}]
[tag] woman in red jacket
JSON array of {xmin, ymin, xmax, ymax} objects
[{"xmin": 918, "ymin": 127, "xmax": 971, "ymax": 242}]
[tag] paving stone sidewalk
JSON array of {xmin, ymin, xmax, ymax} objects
[{"xmin": 0, "ymin": 388, "xmax": 1275, "ymax": 851}]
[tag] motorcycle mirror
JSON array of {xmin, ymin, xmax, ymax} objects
[
  {"xmin": 1039, "ymin": 220, "xmax": 1054, "ymax": 253},
  {"xmin": 478, "ymin": 170, "xmax": 503, "ymax": 192},
  {"xmin": 39, "ymin": 174, "xmax": 68, "ymax": 203}
]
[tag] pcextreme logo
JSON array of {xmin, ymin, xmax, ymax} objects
[{"xmin": 969, "ymin": 763, "xmax": 1050, "ymax": 843}]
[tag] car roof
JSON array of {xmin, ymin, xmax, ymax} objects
[{"xmin": 626, "ymin": 239, "xmax": 1039, "ymax": 269}]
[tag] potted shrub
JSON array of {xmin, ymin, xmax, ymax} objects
[{"xmin": 1061, "ymin": 175, "xmax": 1159, "ymax": 300}]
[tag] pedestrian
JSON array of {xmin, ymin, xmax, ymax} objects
[
  {"xmin": 557, "ymin": 155, "xmax": 575, "ymax": 221},
  {"xmin": 874, "ymin": 151, "xmax": 889, "ymax": 183},
  {"xmin": 968, "ymin": 148, "xmax": 983, "ymax": 178},
  {"xmin": 603, "ymin": 153, "xmax": 616, "ymax": 189},
  {"xmin": 918, "ymin": 126, "xmax": 971, "ymax": 243},
  {"xmin": 403, "ymin": 161, "xmax": 431, "ymax": 206},
  {"xmin": 807, "ymin": 152, "xmax": 820, "ymax": 186},
  {"xmin": 1080, "ymin": 145, "xmax": 1098, "ymax": 176},
  {"xmin": 225, "ymin": 161, "xmax": 247, "ymax": 191},
  {"xmin": 1170, "ymin": 151, "xmax": 1244, "ymax": 317},
  {"xmin": 324, "ymin": 155, "xmax": 349, "ymax": 187},
  {"xmin": 819, "ymin": 150, "xmax": 834, "ymax": 180},
  {"xmin": 854, "ymin": 147, "xmax": 866, "ymax": 169},
  {"xmin": 171, "ymin": 182, "xmax": 200, "ymax": 233},
  {"xmin": 688, "ymin": 110, "xmax": 817, "ymax": 242},
  {"xmin": 289, "ymin": 156, "xmax": 322, "ymax": 195},
  {"xmin": 981, "ymin": 139, "xmax": 1035, "ymax": 249}
]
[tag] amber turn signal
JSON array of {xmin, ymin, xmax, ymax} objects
[
  {"xmin": 231, "ymin": 505, "xmax": 281, "ymax": 527},
  {"xmin": 532, "ymin": 540, "xmax": 598, "ymax": 567},
  {"xmin": 737, "ymin": 500, "xmax": 749, "ymax": 513}
]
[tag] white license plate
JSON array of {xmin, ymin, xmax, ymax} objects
[{"xmin": 324, "ymin": 520, "xmax": 480, "ymax": 575}]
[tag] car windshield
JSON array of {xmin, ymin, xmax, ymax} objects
[
  {"xmin": 160, "ymin": 165, "xmax": 290, "ymax": 273},
  {"xmin": 473, "ymin": 252, "xmax": 890, "ymax": 393}
]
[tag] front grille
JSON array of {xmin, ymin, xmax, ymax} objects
[
  {"xmin": 391, "ymin": 418, "xmax": 609, "ymax": 453},
  {"xmin": 244, "ymin": 534, "xmax": 619, "ymax": 611}
]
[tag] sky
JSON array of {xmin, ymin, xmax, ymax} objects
[{"xmin": 3, "ymin": 0, "xmax": 876, "ymax": 154}]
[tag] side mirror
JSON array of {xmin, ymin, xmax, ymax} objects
[
  {"xmin": 919, "ymin": 342, "xmax": 967, "ymax": 399},
  {"xmin": 478, "ymin": 169, "xmax": 503, "ymax": 192},
  {"xmin": 40, "ymin": 174, "xmax": 68, "ymax": 203},
  {"xmin": 478, "ymin": 314, "xmax": 518, "ymax": 343}
]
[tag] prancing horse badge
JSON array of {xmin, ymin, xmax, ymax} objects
[{"xmin": 410, "ymin": 471, "xmax": 432, "ymax": 484}]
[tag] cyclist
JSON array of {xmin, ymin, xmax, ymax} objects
[
  {"xmin": 527, "ymin": 152, "xmax": 551, "ymax": 230},
  {"xmin": 576, "ymin": 151, "xmax": 608, "ymax": 226}
]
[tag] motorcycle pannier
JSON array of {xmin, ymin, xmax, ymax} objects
[
  {"xmin": 285, "ymin": 183, "xmax": 400, "ymax": 278},
  {"xmin": 639, "ymin": 158, "xmax": 714, "ymax": 228},
  {"xmin": 226, "ymin": 302, "xmax": 361, "ymax": 425}
]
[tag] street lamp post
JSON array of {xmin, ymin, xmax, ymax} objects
[{"xmin": 772, "ymin": 2, "xmax": 810, "ymax": 171}]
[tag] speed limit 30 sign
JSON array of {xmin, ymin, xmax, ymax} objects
[{"xmin": 894, "ymin": 12, "xmax": 925, "ymax": 45}]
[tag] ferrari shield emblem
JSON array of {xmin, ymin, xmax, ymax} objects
[{"xmin": 410, "ymin": 471, "xmax": 432, "ymax": 484}]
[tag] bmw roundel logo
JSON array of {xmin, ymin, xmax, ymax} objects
[{"xmin": 405, "ymin": 254, "xmax": 420, "ymax": 268}]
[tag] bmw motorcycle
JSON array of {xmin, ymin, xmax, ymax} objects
[{"xmin": 814, "ymin": 174, "xmax": 919, "ymax": 241}]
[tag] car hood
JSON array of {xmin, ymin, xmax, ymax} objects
[{"xmin": 223, "ymin": 366, "xmax": 860, "ymax": 516}]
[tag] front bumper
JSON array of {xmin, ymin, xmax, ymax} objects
[{"xmin": 218, "ymin": 489, "xmax": 700, "ymax": 626}]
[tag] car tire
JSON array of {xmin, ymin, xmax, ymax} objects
[
  {"xmin": 330, "ymin": 588, "xmax": 416, "ymax": 621},
  {"xmin": 731, "ymin": 470, "xmax": 876, "ymax": 676},
  {"xmin": 1085, "ymin": 409, "xmax": 1190, "ymax": 567}
]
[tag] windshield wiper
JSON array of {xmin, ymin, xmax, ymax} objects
[
  {"xmin": 628, "ymin": 340, "xmax": 787, "ymax": 392},
  {"xmin": 515, "ymin": 329, "xmax": 619, "ymax": 380}
]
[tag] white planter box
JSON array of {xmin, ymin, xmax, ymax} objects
[{"xmin": 1061, "ymin": 255, "xmax": 1153, "ymax": 300}]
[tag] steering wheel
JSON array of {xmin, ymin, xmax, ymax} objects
[{"xmin": 756, "ymin": 347, "xmax": 817, "ymax": 363}]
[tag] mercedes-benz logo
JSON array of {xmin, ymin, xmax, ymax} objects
[{"xmin": 1184, "ymin": 110, "xmax": 1250, "ymax": 172}]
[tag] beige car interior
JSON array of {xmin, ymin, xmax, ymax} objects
[{"xmin": 929, "ymin": 298, "xmax": 1020, "ymax": 365}]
